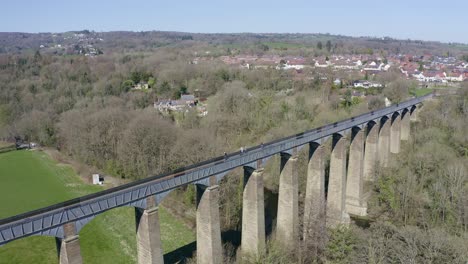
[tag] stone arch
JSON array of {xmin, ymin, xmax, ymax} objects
[
  {"xmin": 365, "ymin": 120, "xmax": 378, "ymax": 137},
  {"xmin": 401, "ymin": 107, "xmax": 411, "ymax": 118},
  {"xmin": 350, "ymin": 126, "xmax": 364, "ymax": 141},
  {"xmin": 410, "ymin": 105, "xmax": 417, "ymax": 115},
  {"xmin": 391, "ymin": 111, "xmax": 401, "ymax": 123},
  {"xmin": 380, "ymin": 115, "xmax": 390, "ymax": 128}
]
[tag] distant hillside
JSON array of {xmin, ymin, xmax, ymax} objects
[{"xmin": 1, "ymin": 30, "xmax": 467, "ymax": 57}]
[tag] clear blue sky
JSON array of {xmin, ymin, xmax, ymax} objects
[{"xmin": 2, "ymin": 0, "xmax": 468, "ymax": 43}]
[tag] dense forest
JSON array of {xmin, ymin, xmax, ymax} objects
[{"xmin": 1, "ymin": 31, "xmax": 467, "ymax": 263}]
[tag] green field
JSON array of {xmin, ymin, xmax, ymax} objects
[
  {"xmin": 0, "ymin": 150, "xmax": 195, "ymax": 263},
  {"xmin": 411, "ymin": 88, "xmax": 433, "ymax": 97}
]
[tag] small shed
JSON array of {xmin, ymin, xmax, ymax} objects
[{"xmin": 92, "ymin": 174, "xmax": 104, "ymax": 185}]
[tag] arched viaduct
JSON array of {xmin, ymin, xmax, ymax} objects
[{"xmin": 0, "ymin": 94, "xmax": 431, "ymax": 264}]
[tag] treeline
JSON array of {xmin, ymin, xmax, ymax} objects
[
  {"xmin": 2, "ymin": 31, "xmax": 468, "ymax": 59},
  {"xmin": 57, "ymin": 102, "xmax": 218, "ymax": 179},
  {"xmin": 0, "ymin": 49, "xmax": 376, "ymax": 180}
]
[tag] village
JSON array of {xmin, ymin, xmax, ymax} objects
[
  {"xmin": 148, "ymin": 52, "xmax": 467, "ymax": 116},
  {"xmin": 151, "ymin": 52, "xmax": 467, "ymax": 116},
  {"xmin": 214, "ymin": 53, "xmax": 468, "ymax": 84}
]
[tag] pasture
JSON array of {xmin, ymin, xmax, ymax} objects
[{"xmin": 0, "ymin": 150, "xmax": 194, "ymax": 263}]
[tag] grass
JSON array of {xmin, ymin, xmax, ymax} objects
[
  {"xmin": 0, "ymin": 150, "xmax": 102, "ymax": 218},
  {"xmin": 0, "ymin": 150, "xmax": 194, "ymax": 264},
  {"xmin": 411, "ymin": 88, "xmax": 433, "ymax": 97}
]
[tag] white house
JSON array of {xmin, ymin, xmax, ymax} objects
[
  {"xmin": 420, "ymin": 71, "xmax": 446, "ymax": 82},
  {"xmin": 363, "ymin": 62, "xmax": 388, "ymax": 72},
  {"xmin": 354, "ymin": 80, "xmax": 383, "ymax": 88},
  {"xmin": 314, "ymin": 59, "xmax": 331, "ymax": 68},
  {"xmin": 333, "ymin": 59, "xmax": 362, "ymax": 70},
  {"xmin": 276, "ymin": 63, "xmax": 305, "ymax": 70},
  {"xmin": 445, "ymin": 72, "xmax": 464, "ymax": 82},
  {"xmin": 412, "ymin": 72, "xmax": 426, "ymax": 82}
]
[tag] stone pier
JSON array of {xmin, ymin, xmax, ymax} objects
[
  {"xmin": 303, "ymin": 143, "xmax": 325, "ymax": 242},
  {"xmin": 241, "ymin": 167, "xmax": 265, "ymax": 259},
  {"xmin": 135, "ymin": 196, "xmax": 163, "ymax": 264},
  {"xmin": 345, "ymin": 128, "xmax": 367, "ymax": 216},
  {"xmin": 410, "ymin": 106, "xmax": 418, "ymax": 121},
  {"xmin": 390, "ymin": 114, "xmax": 401, "ymax": 154},
  {"xmin": 378, "ymin": 118, "xmax": 391, "ymax": 167},
  {"xmin": 363, "ymin": 121, "xmax": 379, "ymax": 182},
  {"xmin": 276, "ymin": 152, "xmax": 299, "ymax": 248},
  {"xmin": 196, "ymin": 185, "xmax": 222, "ymax": 264},
  {"xmin": 327, "ymin": 134, "xmax": 350, "ymax": 227},
  {"xmin": 400, "ymin": 111, "xmax": 411, "ymax": 141},
  {"xmin": 56, "ymin": 222, "xmax": 82, "ymax": 264}
]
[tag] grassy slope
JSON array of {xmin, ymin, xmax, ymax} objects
[{"xmin": 0, "ymin": 150, "xmax": 194, "ymax": 264}]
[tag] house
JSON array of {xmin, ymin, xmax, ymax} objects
[
  {"xmin": 445, "ymin": 71, "xmax": 464, "ymax": 82},
  {"xmin": 314, "ymin": 58, "xmax": 330, "ymax": 68},
  {"xmin": 276, "ymin": 63, "xmax": 305, "ymax": 70},
  {"xmin": 133, "ymin": 82, "xmax": 149, "ymax": 90},
  {"xmin": 154, "ymin": 94, "xmax": 197, "ymax": 112},
  {"xmin": 413, "ymin": 71, "xmax": 425, "ymax": 82},
  {"xmin": 353, "ymin": 80, "xmax": 383, "ymax": 88},
  {"xmin": 421, "ymin": 71, "xmax": 446, "ymax": 82},
  {"xmin": 333, "ymin": 59, "xmax": 362, "ymax": 70},
  {"xmin": 363, "ymin": 61, "xmax": 388, "ymax": 72},
  {"xmin": 180, "ymin": 94, "xmax": 195, "ymax": 104}
]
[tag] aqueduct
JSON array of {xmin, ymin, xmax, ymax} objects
[{"xmin": 0, "ymin": 94, "xmax": 431, "ymax": 264}]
